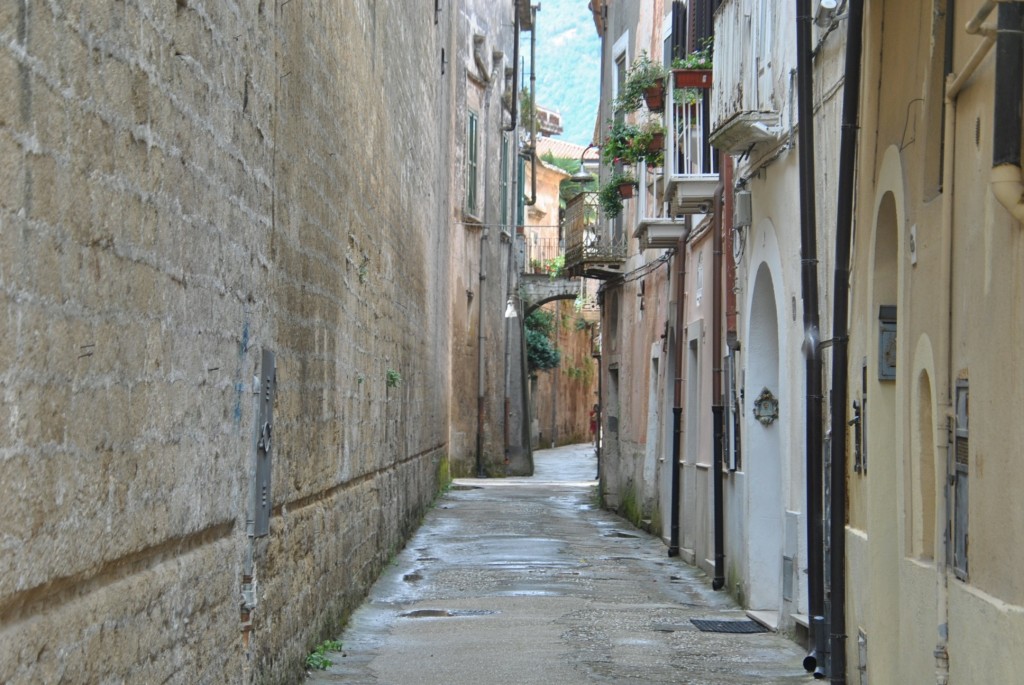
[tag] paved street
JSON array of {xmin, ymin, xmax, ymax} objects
[{"xmin": 307, "ymin": 444, "xmax": 811, "ymax": 684}]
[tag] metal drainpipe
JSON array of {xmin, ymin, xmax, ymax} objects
[
  {"xmin": 504, "ymin": 241, "xmax": 514, "ymax": 468},
  {"xmin": 477, "ymin": 227, "xmax": 488, "ymax": 477},
  {"xmin": 524, "ymin": 5, "xmax": 538, "ymax": 207},
  {"xmin": 669, "ymin": 226, "xmax": 689, "ymax": 558},
  {"xmin": 504, "ymin": 12, "xmax": 520, "ymax": 133},
  {"xmin": 795, "ymin": 0, "xmax": 826, "ymax": 677},
  {"xmin": 826, "ymin": 1, "xmax": 865, "ymax": 682},
  {"xmin": 991, "ymin": 3, "xmax": 1024, "ymax": 221},
  {"xmin": 712, "ymin": 182, "xmax": 726, "ymax": 591},
  {"xmin": 551, "ymin": 300, "xmax": 559, "ymax": 448}
]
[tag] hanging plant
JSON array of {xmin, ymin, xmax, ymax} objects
[
  {"xmin": 633, "ymin": 119, "xmax": 666, "ymax": 167},
  {"xmin": 601, "ymin": 120, "xmax": 640, "ymax": 166},
  {"xmin": 643, "ymin": 83, "xmax": 665, "ymax": 112},
  {"xmin": 615, "ymin": 50, "xmax": 668, "ymax": 113},
  {"xmin": 602, "ymin": 119, "xmax": 665, "ymax": 167},
  {"xmin": 598, "ymin": 171, "xmax": 637, "ymax": 218}
]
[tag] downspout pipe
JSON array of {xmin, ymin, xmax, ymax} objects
[
  {"xmin": 669, "ymin": 228, "xmax": 690, "ymax": 558},
  {"xmin": 504, "ymin": 12, "xmax": 520, "ymax": 133},
  {"xmin": 795, "ymin": 0, "xmax": 826, "ymax": 677},
  {"xmin": 827, "ymin": 1, "xmax": 864, "ymax": 682},
  {"xmin": 712, "ymin": 183, "xmax": 726, "ymax": 591},
  {"xmin": 524, "ymin": 5, "xmax": 539, "ymax": 207},
  {"xmin": 477, "ymin": 227, "xmax": 488, "ymax": 478},
  {"xmin": 991, "ymin": 3, "xmax": 1024, "ymax": 223}
]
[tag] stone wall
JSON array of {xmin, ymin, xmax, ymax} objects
[
  {"xmin": 1, "ymin": 1, "xmax": 454, "ymax": 683},
  {"xmin": 531, "ymin": 304, "xmax": 599, "ymax": 448},
  {"xmin": 446, "ymin": 1, "xmax": 523, "ymax": 477}
]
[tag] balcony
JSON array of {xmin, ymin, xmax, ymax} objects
[
  {"xmin": 633, "ymin": 79, "xmax": 717, "ymax": 250},
  {"xmin": 665, "ymin": 78, "xmax": 718, "ymax": 215},
  {"xmin": 709, "ymin": 0, "xmax": 783, "ymax": 153},
  {"xmin": 563, "ymin": 191, "xmax": 627, "ymax": 280},
  {"xmin": 634, "ymin": 163, "xmax": 688, "ymax": 250}
]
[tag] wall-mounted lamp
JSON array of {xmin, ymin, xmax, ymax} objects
[
  {"xmin": 504, "ymin": 297, "xmax": 518, "ymax": 318},
  {"xmin": 569, "ymin": 143, "xmax": 598, "ymax": 185}
]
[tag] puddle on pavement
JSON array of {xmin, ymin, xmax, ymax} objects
[
  {"xmin": 400, "ymin": 609, "xmax": 499, "ymax": 619},
  {"xmin": 402, "ymin": 571, "xmax": 423, "ymax": 582}
]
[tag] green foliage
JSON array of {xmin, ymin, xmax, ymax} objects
[
  {"xmin": 674, "ymin": 86, "xmax": 705, "ymax": 106},
  {"xmin": 525, "ymin": 309, "xmax": 556, "ymax": 336},
  {"xmin": 601, "ymin": 120, "xmax": 641, "ymax": 166},
  {"xmin": 306, "ymin": 640, "xmax": 343, "ymax": 671},
  {"xmin": 519, "ymin": 87, "xmax": 539, "ymax": 132},
  {"xmin": 525, "ymin": 309, "xmax": 560, "ymax": 373},
  {"xmin": 619, "ymin": 482, "xmax": 643, "ymax": 528},
  {"xmin": 436, "ymin": 454, "xmax": 452, "ymax": 493},
  {"xmin": 385, "ymin": 369, "xmax": 402, "ymax": 388},
  {"xmin": 598, "ymin": 170, "xmax": 636, "ymax": 219},
  {"xmin": 615, "ymin": 50, "xmax": 668, "ymax": 113},
  {"xmin": 565, "ymin": 356, "xmax": 595, "ymax": 384},
  {"xmin": 544, "ymin": 254, "xmax": 565, "ymax": 278},
  {"xmin": 602, "ymin": 119, "xmax": 664, "ymax": 167},
  {"xmin": 632, "ymin": 119, "xmax": 666, "ymax": 167},
  {"xmin": 671, "ymin": 39, "xmax": 713, "ymax": 70}
]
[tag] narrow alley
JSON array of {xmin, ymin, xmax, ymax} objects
[{"xmin": 307, "ymin": 445, "xmax": 809, "ymax": 685}]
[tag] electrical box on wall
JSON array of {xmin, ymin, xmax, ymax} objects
[
  {"xmin": 733, "ymin": 189, "xmax": 752, "ymax": 228},
  {"xmin": 877, "ymin": 306, "xmax": 897, "ymax": 381}
]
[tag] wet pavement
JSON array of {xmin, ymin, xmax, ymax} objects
[{"xmin": 306, "ymin": 443, "xmax": 812, "ymax": 684}]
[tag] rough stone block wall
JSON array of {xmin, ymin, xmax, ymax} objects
[
  {"xmin": 532, "ymin": 307, "xmax": 599, "ymax": 447},
  {"xmin": 1, "ymin": 1, "xmax": 453, "ymax": 683}
]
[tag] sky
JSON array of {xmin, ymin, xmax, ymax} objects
[{"xmin": 528, "ymin": 0, "xmax": 602, "ymax": 147}]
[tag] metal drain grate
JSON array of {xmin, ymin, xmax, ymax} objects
[{"xmin": 690, "ymin": 618, "xmax": 767, "ymax": 634}]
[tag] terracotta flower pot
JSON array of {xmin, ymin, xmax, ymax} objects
[
  {"xmin": 643, "ymin": 84, "xmax": 665, "ymax": 112},
  {"xmin": 648, "ymin": 132, "xmax": 665, "ymax": 151},
  {"xmin": 618, "ymin": 182, "xmax": 635, "ymax": 199},
  {"xmin": 673, "ymin": 69, "xmax": 712, "ymax": 89}
]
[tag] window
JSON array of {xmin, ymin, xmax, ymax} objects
[
  {"xmin": 952, "ymin": 380, "xmax": 969, "ymax": 580},
  {"xmin": 466, "ymin": 111, "xmax": 478, "ymax": 215},
  {"xmin": 726, "ymin": 348, "xmax": 741, "ymax": 471}
]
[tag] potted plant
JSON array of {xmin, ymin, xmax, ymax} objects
[
  {"xmin": 672, "ymin": 41, "xmax": 713, "ymax": 89},
  {"xmin": 599, "ymin": 171, "xmax": 637, "ymax": 218},
  {"xmin": 601, "ymin": 120, "xmax": 641, "ymax": 166},
  {"xmin": 615, "ymin": 50, "xmax": 668, "ymax": 113},
  {"xmin": 634, "ymin": 119, "xmax": 666, "ymax": 167}
]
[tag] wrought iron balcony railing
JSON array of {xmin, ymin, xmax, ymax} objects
[{"xmin": 562, "ymin": 191, "xmax": 627, "ymax": 279}]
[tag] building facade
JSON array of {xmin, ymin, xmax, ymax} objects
[
  {"xmin": 841, "ymin": 1, "xmax": 1024, "ymax": 682},
  {"xmin": 587, "ymin": 0, "xmax": 1024, "ymax": 683}
]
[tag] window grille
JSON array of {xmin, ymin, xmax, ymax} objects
[{"xmin": 952, "ymin": 380, "xmax": 969, "ymax": 580}]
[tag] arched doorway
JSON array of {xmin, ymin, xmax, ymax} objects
[{"xmin": 746, "ymin": 262, "xmax": 782, "ymax": 611}]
